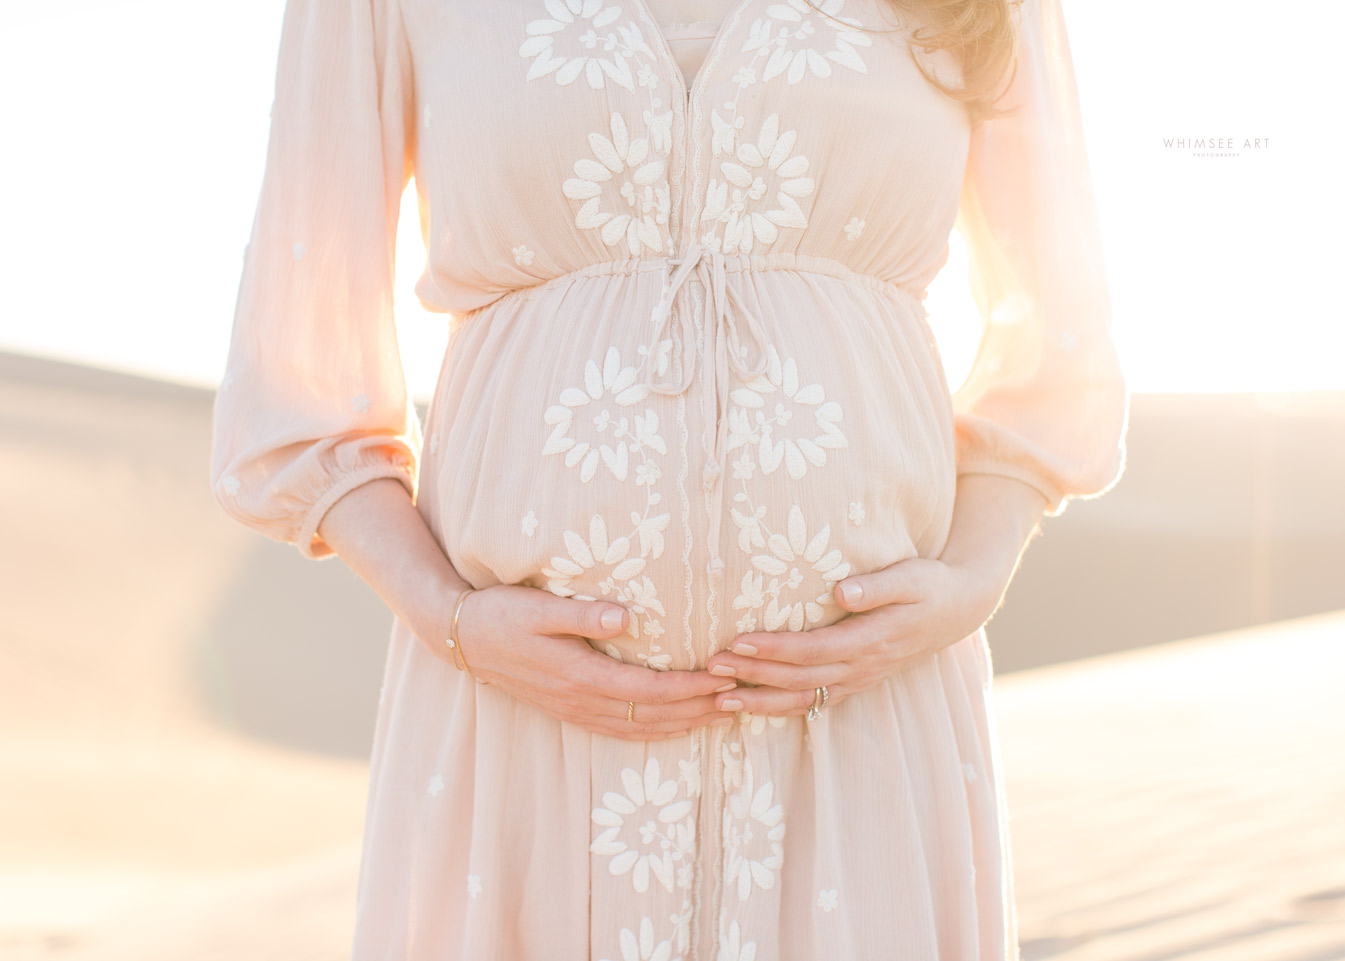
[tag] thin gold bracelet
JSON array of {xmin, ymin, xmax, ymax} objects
[{"xmin": 445, "ymin": 588, "xmax": 475, "ymax": 675}]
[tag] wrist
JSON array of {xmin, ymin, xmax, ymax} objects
[{"xmin": 944, "ymin": 554, "xmax": 1013, "ymax": 625}]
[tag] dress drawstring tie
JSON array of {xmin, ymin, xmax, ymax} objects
[{"xmin": 641, "ymin": 242, "xmax": 771, "ymax": 580}]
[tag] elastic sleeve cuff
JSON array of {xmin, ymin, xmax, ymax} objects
[
  {"xmin": 954, "ymin": 459, "xmax": 1067, "ymax": 517},
  {"xmin": 294, "ymin": 463, "xmax": 417, "ymax": 560}
]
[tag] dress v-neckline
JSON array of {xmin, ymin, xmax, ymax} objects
[{"xmin": 627, "ymin": 0, "xmax": 755, "ymax": 103}]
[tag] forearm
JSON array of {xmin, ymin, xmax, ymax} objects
[
  {"xmin": 938, "ymin": 473, "xmax": 1050, "ymax": 618},
  {"xmin": 316, "ymin": 477, "xmax": 472, "ymax": 640}
]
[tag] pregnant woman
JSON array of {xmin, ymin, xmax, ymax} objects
[{"xmin": 211, "ymin": 0, "xmax": 1128, "ymax": 957}]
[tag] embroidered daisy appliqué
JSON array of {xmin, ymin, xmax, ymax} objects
[
  {"xmin": 844, "ymin": 217, "xmax": 865, "ymax": 241},
  {"xmin": 466, "ymin": 874, "xmax": 483, "ymax": 898},
  {"xmin": 589, "ymin": 757, "xmax": 696, "ymax": 894},
  {"xmin": 427, "ymin": 774, "xmax": 445, "ymax": 797},
  {"xmin": 350, "ymin": 393, "xmax": 371, "ymax": 414},
  {"xmin": 562, "ymin": 111, "xmax": 671, "ymax": 256},
  {"xmin": 732, "ymin": 504, "xmax": 851, "ymax": 632},
  {"xmin": 817, "ymin": 888, "xmax": 839, "ymax": 912},
  {"xmin": 726, "ymin": 345, "xmax": 848, "ymax": 480},
  {"xmin": 519, "ymin": 2, "xmax": 653, "ymax": 92},
  {"xmin": 718, "ymin": 919, "xmax": 759, "ymax": 961},
  {"xmin": 848, "ymin": 500, "xmax": 865, "ymax": 525},
  {"xmin": 743, "ymin": 0, "xmax": 873, "ymax": 83},
  {"xmin": 522, "ymin": 509, "xmax": 539, "ymax": 537},
  {"xmin": 701, "ymin": 113, "xmax": 814, "ymax": 255},
  {"xmin": 291, "ymin": 242, "xmax": 306, "ymax": 261},
  {"xmin": 221, "ymin": 475, "xmax": 241, "ymax": 496},
  {"xmin": 512, "ymin": 244, "xmax": 535, "ymax": 266}
]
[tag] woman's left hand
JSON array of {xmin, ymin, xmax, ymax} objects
[
  {"xmin": 704, "ymin": 556, "xmax": 1000, "ymax": 716},
  {"xmin": 705, "ymin": 473, "xmax": 1052, "ymax": 717}
]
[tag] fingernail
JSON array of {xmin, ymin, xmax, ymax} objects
[
  {"xmin": 731, "ymin": 642, "xmax": 757, "ymax": 656},
  {"xmin": 600, "ymin": 608, "xmax": 624, "ymax": 631},
  {"xmin": 709, "ymin": 664, "xmax": 736, "ymax": 677},
  {"xmin": 714, "ymin": 681, "xmax": 739, "ymax": 693},
  {"xmin": 720, "ymin": 697, "xmax": 744, "ymax": 711},
  {"xmin": 840, "ymin": 581, "xmax": 863, "ymax": 604}
]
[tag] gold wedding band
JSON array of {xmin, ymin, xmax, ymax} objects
[{"xmin": 627, "ymin": 700, "xmax": 636, "ymax": 723}]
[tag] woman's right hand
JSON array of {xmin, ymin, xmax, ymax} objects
[
  {"xmin": 422, "ymin": 583, "xmax": 741, "ymax": 741},
  {"xmin": 316, "ymin": 479, "xmax": 737, "ymax": 741}
]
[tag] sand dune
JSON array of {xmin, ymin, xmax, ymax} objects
[{"xmin": 2, "ymin": 350, "xmax": 1343, "ymax": 959}]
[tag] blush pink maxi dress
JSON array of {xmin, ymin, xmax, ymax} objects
[{"xmin": 210, "ymin": 0, "xmax": 1128, "ymax": 957}]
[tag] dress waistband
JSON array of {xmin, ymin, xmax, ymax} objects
[{"xmin": 483, "ymin": 251, "xmax": 928, "ymax": 320}]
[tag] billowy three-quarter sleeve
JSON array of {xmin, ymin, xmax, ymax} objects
[
  {"xmin": 950, "ymin": 0, "xmax": 1128, "ymax": 516},
  {"xmin": 210, "ymin": 0, "xmax": 420, "ymax": 559}
]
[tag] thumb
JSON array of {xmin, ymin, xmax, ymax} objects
[
  {"xmin": 545, "ymin": 593, "xmax": 629, "ymax": 639},
  {"xmin": 835, "ymin": 558, "xmax": 930, "ymax": 612}
]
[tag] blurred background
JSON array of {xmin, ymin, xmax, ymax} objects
[{"xmin": 2, "ymin": 1, "xmax": 1343, "ymax": 959}]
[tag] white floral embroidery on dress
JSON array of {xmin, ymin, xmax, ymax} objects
[
  {"xmin": 512, "ymin": 243, "xmax": 536, "ymax": 266},
  {"xmin": 590, "ymin": 757, "xmax": 697, "ymax": 894},
  {"xmin": 291, "ymin": 241, "xmax": 306, "ymax": 261},
  {"xmin": 221, "ymin": 474, "xmax": 241, "ymax": 497},
  {"xmin": 522, "ymin": 509, "xmax": 539, "ymax": 537},
  {"xmin": 467, "ymin": 874, "xmax": 483, "ymax": 898},
  {"xmin": 600, "ymin": 916, "xmax": 677, "ymax": 961},
  {"xmin": 816, "ymin": 888, "xmax": 839, "ymax": 912},
  {"xmin": 732, "ymin": 503, "xmax": 848, "ymax": 631},
  {"xmin": 717, "ymin": 918, "xmax": 759, "ymax": 961},
  {"xmin": 843, "ymin": 216, "xmax": 865, "ymax": 241},
  {"xmin": 350, "ymin": 393, "xmax": 371, "ymax": 414},
  {"xmin": 742, "ymin": 0, "xmax": 873, "ymax": 82},
  {"xmin": 541, "ymin": 344, "xmax": 673, "ymax": 665},
  {"xmin": 543, "ymin": 346, "xmax": 660, "ymax": 482},
  {"xmin": 700, "ymin": 113, "xmax": 814, "ymax": 255},
  {"xmin": 686, "ymin": 0, "xmax": 868, "ymax": 254},
  {"xmin": 563, "ymin": 111, "xmax": 672, "ymax": 256},
  {"xmin": 962, "ymin": 762, "xmax": 978, "ymax": 782},
  {"xmin": 848, "ymin": 500, "xmax": 865, "ymax": 525},
  {"xmin": 541, "ymin": 513, "xmax": 670, "ymax": 659},
  {"xmin": 427, "ymin": 774, "xmax": 445, "ymax": 797},
  {"xmin": 721, "ymin": 743, "xmax": 785, "ymax": 901},
  {"xmin": 520, "ymin": 0, "xmax": 653, "ymax": 91},
  {"xmin": 677, "ymin": 752, "xmax": 703, "ymax": 799},
  {"xmin": 727, "ymin": 345, "xmax": 847, "ymax": 480},
  {"xmin": 521, "ymin": 4, "xmax": 676, "ymax": 256}
]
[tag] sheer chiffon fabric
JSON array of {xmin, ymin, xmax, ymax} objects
[{"xmin": 210, "ymin": 0, "xmax": 1127, "ymax": 957}]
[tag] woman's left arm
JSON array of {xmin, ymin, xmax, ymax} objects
[
  {"xmin": 705, "ymin": 473, "xmax": 1047, "ymax": 715},
  {"xmin": 708, "ymin": 0, "xmax": 1130, "ymax": 715}
]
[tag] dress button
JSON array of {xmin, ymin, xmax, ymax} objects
[
  {"xmin": 702, "ymin": 459, "xmax": 722, "ymax": 489},
  {"xmin": 707, "ymin": 556, "xmax": 725, "ymax": 576}
]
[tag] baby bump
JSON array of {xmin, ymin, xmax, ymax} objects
[
  {"xmin": 423, "ymin": 269, "xmax": 700, "ymax": 670},
  {"xmin": 706, "ymin": 269, "xmax": 958, "ymax": 648},
  {"xmin": 423, "ymin": 266, "xmax": 957, "ymax": 669}
]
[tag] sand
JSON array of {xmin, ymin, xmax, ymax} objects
[{"xmin": 1, "ymin": 349, "xmax": 1343, "ymax": 959}]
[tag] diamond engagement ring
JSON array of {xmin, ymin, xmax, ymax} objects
[{"xmin": 807, "ymin": 685, "xmax": 829, "ymax": 720}]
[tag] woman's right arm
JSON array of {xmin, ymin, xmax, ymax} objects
[
  {"xmin": 212, "ymin": 0, "xmax": 733, "ymax": 741},
  {"xmin": 317, "ymin": 478, "xmax": 738, "ymax": 740}
]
